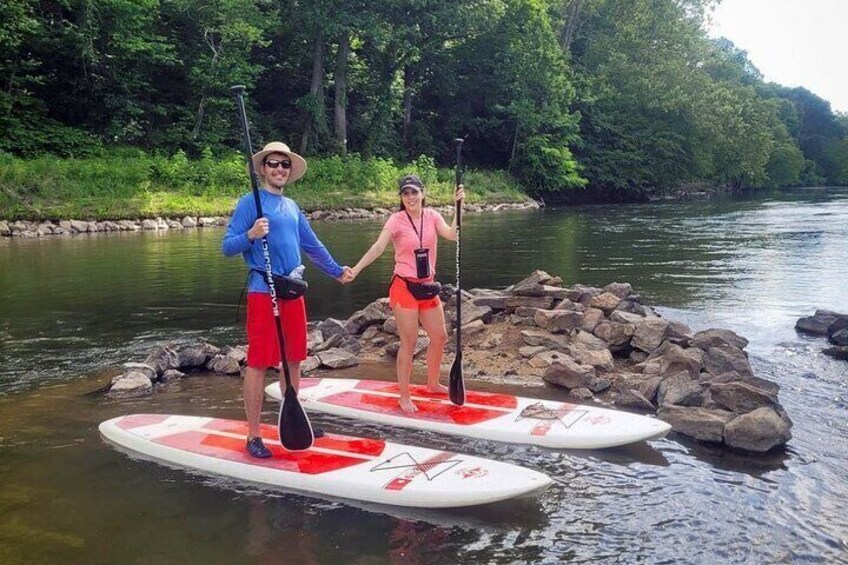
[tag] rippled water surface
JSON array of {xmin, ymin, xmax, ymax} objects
[{"xmin": 1, "ymin": 187, "xmax": 847, "ymax": 563}]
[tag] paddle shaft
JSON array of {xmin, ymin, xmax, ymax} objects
[
  {"xmin": 449, "ymin": 138, "xmax": 466, "ymax": 406},
  {"xmin": 230, "ymin": 85, "xmax": 292, "ymax": 389},
  {"xmin": 454, "ymin": 139, "xmax": 463, "ymax": 349}
]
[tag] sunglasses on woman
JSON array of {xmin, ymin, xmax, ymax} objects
[{"xmin": 265, "ymin": 159, "xmax": 292, "ymax": 169}]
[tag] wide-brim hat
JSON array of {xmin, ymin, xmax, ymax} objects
[{"xmin": 251, "ymin": 142, "xmax": 307, "ymax": 184}]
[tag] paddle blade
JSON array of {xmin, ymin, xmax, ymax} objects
[
  {"xmin": 449, "ymin": 351, "xmax": 466, "ymax": 406},
  {"xmin": 278, "ymin": 385, "xmax": 314, "ymax": 451}
]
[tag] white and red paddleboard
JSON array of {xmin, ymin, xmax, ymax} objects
[
  {"xmin": 99, "ymin": 414, "xmax": 552, "ymax": 508},
  {"xmin": 266, "ymin": 378, "xmax": 671, "ymax": 449}
]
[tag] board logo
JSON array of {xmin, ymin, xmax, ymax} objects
[{"xmin": 457, "ymin": 466, "xmax": 488, "ymax": 479}]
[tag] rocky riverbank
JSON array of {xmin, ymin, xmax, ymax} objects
[
  {"xmin": 105, "ymin": 271, "xmax": 792, "ymax": 454},
  {"xmin": 795, "ymin": 309, "xmax": 848, "ymax": 361},
  {"xmin": 0, "ymin": 201, "xmax": 539, "ymax": 238}
]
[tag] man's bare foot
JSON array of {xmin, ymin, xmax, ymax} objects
[
  {"xmin": 426, "ymin": 382, "xmax": 449, "ymax": 395},
  {"xmin": 399, "ymin": 397, "xmax": 419, "ymax": 413}
]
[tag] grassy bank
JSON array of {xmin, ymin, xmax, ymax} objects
[{"xmin": 0, "ymin": 150, "xmax": 529, "ymax": 221}]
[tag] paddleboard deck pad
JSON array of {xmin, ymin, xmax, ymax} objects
[
  {"xmin": 266, "ymin": 378, "xmax": 671, "ymax": 449},
  {"xmin": 99, "ymin": 414, "xmax": 552, "ymax": 508}
]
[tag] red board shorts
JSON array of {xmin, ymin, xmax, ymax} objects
[
  {"xmin": 246, "ymin": 292, "xmax": 308, "ymax": 368},
  {"xmin": 388, "ymin": 276, "xmax": 441, "ymax": 311}
]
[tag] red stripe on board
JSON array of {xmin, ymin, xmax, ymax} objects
[
  {"xmin": 299, "ymin": 378, "xmax": 321, "ymax": 389},
  {"xmin": 201, "ymin": 420, "xmax": 386, "ymax": 456},
  {"xmin": 354, "ymin": 380, "xmax": 518, "ymax": 409},
  {"xmin": 324, "ymin": 391, "xmax": 508, "ymax": 426},
  {"xmin": 530, "ymin": 404, "xmax": 577, "ymax": 437},
  {"xmin": 117, "ymin": 414, "xmax": 170, "ymax": 430},
  {"xmin": 384, "ymin": 451, "xmax": 455, "ymax": 491},
  {"xmin": 154, "ymin": 430, "xmax": 367, "ymax": 475}
]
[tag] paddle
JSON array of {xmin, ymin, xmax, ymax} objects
[
  {"xmin": 230, "ymin": 85, "xmax": 314, "ymax": 452},
  {"xmin": 449, "ymin": 138, "xmax": 466, "ymax": 406}
]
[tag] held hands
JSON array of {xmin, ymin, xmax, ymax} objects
[
  {"xmin": 248, "ymin": 217, "xmax": 269, "ymax": 240},
  {"xmin": 454, "ymin": 183, "xmax": 465, "ymax": 203},
  {"xmin": 337, "ymin": 266, "xmax": 356, "ymax": 284}
]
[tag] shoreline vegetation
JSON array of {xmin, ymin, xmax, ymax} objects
[{"xmin": 0, "ymin": 151, "xmax": 530, "ymax": 223}]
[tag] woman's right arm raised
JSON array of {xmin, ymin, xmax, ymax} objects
[{"xmin": 351, "ymin": 228, "xmax": 393, "ymax": 278}]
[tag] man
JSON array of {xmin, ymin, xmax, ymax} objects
[{"xmin": 222, "ymin": 141, "xmax": 354, "ymax": 458}]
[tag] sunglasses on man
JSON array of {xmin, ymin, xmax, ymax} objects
[{"xmin": 265, "ymin": 159, "xmax": 292, "ymax": 169}]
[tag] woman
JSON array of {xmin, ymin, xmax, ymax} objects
[{"xmin": 351, "ymin": 174, "xmax": 465, "ymax": 412}]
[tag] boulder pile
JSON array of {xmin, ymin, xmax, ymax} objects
[{"xmin": 107, "ymin": 270, "xmax": 792, "ymax": 453}]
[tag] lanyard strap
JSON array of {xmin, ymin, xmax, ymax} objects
[{"xmin": 404, "ymin": 209, "xmax": 425, "ymax": 248}]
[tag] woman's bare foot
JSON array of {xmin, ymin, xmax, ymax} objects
[
  {"xmin": 426, "ymin": 382, "xmax": 449, "ymax": 395},
  {"xmin": 399, "ymin": 397, "xmax": 419, "ymax": 413}
]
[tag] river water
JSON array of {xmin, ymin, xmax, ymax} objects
[{"xmin": 1, "ymin": 188, "xmax": 846, "ymax": 563}]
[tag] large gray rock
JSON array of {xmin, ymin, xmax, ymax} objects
[
  {"xmin": 534, "ymin": 309, "xmax": 583, "ymax": 333},
  {"xmin": 543, "ymin": 358, "xmax": 597, "ymax": 389},
  {"xmin": 520, "ymin": 329, "xmax": 570, "ymax": 351},
  {"xmin": 317, "ymin": 318, "xmax": 349, "ymax": 340},
  {"xmin": 631, "ymin": 319, "xmax": 670, "ymax": 353},
  {"xmin": 589, "ymin": 292, "xmax": 621, "ymax": 313},
  {"xmin": 317, "ymin": 348, "xmax": 360, "ymax": 369},
  {"xmin": 592, "ymin": 321, "xmax": 634, "ymax": 351},
  {"xmin": 709, "ymin": 381, "xmax": 778, "ymax": 414},
  {"xmin": 108, "ymin": 371, "xmax": 154, "ymax": 397},
  {"xmin": 666, "ymin": 321, "xmax": 694, "ymax": 346},
  {"xmin": 206, "ymin": 355, "xmax": 241, "ymax": 374},
  {"xmin": 723, "ymin": 407, "xmax": 792, "ymax": 452},
  {"xmin": 346, "ymin": 299, "xmax": 392, "ymax": 334},
  {"xmin": 642, "ymin": 342, "xmax": 702, "ymax": 380},
  {"xmin": 177, "ymin": 345, "xmax": 211, "ymax": 370},
  {"xmin": 580, "ymin": 308, "xmax": 605, "ymax": 333},
  {"xmin": 565, "ymin": 284, "xmax": 600, "ymax": 305},
  {"xmin": 615, "ymin": 388, "xmax": 656, "ymax": 411},
  {"xmin": 658, "ymin": 405, "xmax": 735, "ymax": 443},
  {"xmin": 472, "ymin": 294, "xmax": 509, "ymax": 310},
  {"xmin": 795, "ymin": 309, "xmax": 843, "ymax": 336},
  {"xmin": 822, "ymin": 346, "xmax": 848, "ymax": 360},
  {"xmin": 527, "ymin": 350, "xmax": 571, "ymax": 369},
  {"xmin": 567, "ymin": 342, "xmax": 615, "ymax": 372},
  {"xmin": 120, "ymin": 362, "xmax": 157, "ymax": 381},
  {"xmin": 144, "ymin": 345, "xmax": 180, "ymax": 376},
  {"xmin": 615, "ymin": 373, "xmax": 662, "ymax": 404},
  {"xmin": 702, "ymin": 344, "xmax": 754, "ymax": 378},
  {"xmin": 829, "ymin": 329, "xmax": 848, "ymax": 346},
  {"xmin": 604, "ymin": 282, "xmax": 632, "ymax": 299},
  {"xmin": 657, "ymin": 372, "xmax": 704, "ymax": 407},
  {"xmin": 511, "ymin": 270, "xmax": 554, "ymax": 295},
  {"xmin": 691, "ymin": 329, "xmax": 749, "ymax": 351}
]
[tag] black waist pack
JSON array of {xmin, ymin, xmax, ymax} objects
[
  {"xmin": 254, "ymin": 270, "xmax": 308, "ymax": 300},
  {"xmin": 402, "ymin": 277, "xmax": 441, "ymax": 300}
]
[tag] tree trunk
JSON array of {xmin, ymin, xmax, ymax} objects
[
  {"xmin": 192, "ymin": 30, "xmax": 221, "ymax": 138},
  {"xmin": 559, "ymin": 0, "xmax": 583, "ymax": 54},
  {"xmin": 300, "ymin": 29, "xmax": 325, "ymax": 155},
  {"xmin": 402, "ymin": 65, "xmax": 414, "ymax": 152},
  {"xmin": 334, "ymin": 33, "xmax": 350, "ymax": 157}
]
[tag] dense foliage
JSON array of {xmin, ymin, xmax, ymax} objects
[
  {"xmin": 2, "ymin": 0, "xmax": 846, "ymax": 201},
  {"xmin": 0, "ymin": 150, "xmax": 523, "ymax": 219}
]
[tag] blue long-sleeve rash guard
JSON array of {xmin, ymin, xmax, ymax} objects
[{"xmin": 222, "ymin": 190, "xmax": 344, "ymax": 293}]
